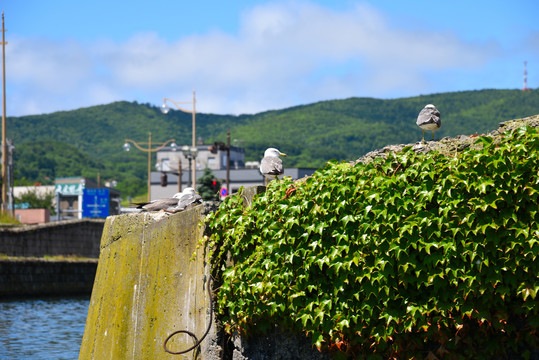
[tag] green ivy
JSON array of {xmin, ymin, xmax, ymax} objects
[{"xmin": 206, "ymin": 126, "xmax": 539, "ymax": 359}]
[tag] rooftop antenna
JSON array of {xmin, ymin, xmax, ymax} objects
[{"xmin": 523, "ymin": 61, "xmax": 530, "ymax": 92}]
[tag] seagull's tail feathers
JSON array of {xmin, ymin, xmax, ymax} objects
[{"xmin": 130, "ymin": 202, "xmax": 150, "ymax": 209}]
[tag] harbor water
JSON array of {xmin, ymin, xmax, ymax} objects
[{"xmin": 0, "ymin": 296, "xmax": 89, "ymax": 360}]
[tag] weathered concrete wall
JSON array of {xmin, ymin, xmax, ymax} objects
[
  {"xmin": 0, "ymin": 219, "xmax": 105, "ymax": 258},
  {"xmin": 79, "ymin": 205, "xmax": 219, "ymax": 360},
  {"xmin": 0, "ymin": 258, "xmax": 97, "ymax": 297}
]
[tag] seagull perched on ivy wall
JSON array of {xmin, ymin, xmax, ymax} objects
[
  {"xmin": 260, "ymin": 147, "xmax": 287, "ymax": 184},
  {"xmin": 416, "ymin": 104, "xmax": 441, "ymax": 141}
]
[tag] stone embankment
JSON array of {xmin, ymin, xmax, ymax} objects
[
  {"xmin": 0, "ymin": 257, "xmax": 97, "ymax": 297},
  {"xmin": 0, "ymin": 218, "xmax": 105, "ymax": 258},
  {"xmin": 0, "ymin": 218, "xmax": 104, "ymax": 296}
]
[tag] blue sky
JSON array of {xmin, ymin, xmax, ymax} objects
[{"xmin": 3, "ymin": 0, "xmax": 538, "ymax": 116}]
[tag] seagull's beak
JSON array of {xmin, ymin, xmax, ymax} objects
[{"xmin": 280, "ymin": 152, "xmax": 288, "ymax": 157}]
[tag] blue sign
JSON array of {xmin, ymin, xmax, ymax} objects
[
  {"xmin": 220, "ymin": 187, "xmax": 228, "ymax": 197},
  {"xmin": 82, "ymin": 188, "xmax": 110, "ymax": 218}
]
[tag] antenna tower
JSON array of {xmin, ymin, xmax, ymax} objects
[{"xmin": 523, "ymin": 61, "xmax": 530, "ymax": 91}]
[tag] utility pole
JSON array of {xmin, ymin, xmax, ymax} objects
[
  {"xmin": 523, "ymin": 61, "xmax": 530, "ymax": 92},
  {"xmin": 1, "ymin": 13, "xmax": 8, "ymax": 212},
  {"xmin": 177, "ymin": 157, "xmax": 182, "ymax": 193},
  {"xmin": 226, "ymin": 130, "xmax": 230, "ymax": 195}
]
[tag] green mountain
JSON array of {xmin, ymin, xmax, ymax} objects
[{"xmin": 7, "ymin": 89, "xmax": 539, "ymax": 198}]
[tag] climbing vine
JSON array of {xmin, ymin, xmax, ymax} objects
[{"xmin": 206, "ymin": 126, "xmax": 539, "ymax": 359}]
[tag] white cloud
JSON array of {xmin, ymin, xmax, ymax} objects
[
  {"xmin": 8, "ymin": 36, "xmax": 93, "ymax": 92},
  {"xmin": 6, "ymin": 1, "xmax": 499, "ymax": 116}
]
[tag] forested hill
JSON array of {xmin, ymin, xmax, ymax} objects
[{"xmin": 8, "ymin": 88, "xmax": 539, "ymax": 197}]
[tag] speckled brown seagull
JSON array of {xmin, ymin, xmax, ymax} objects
[
  {"xmin": 259, "ymin": 147, "xmax": 287, "ymax": 184},
  {"xmin": 132, "ymin": 192, "xmax": 184, "ymax": 212},
  {"xmin": 416, "ymin": 104, "xmax": 441, "ymax": 141}
]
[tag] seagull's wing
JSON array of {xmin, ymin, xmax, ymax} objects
[
  {"xmin": 434, "ymin": 108, "xmax": 441, "ymax": 126},
  {"xmin": 260, "ymin": 156, "xmax": 283, "ymax": 177},
  {"xmin": 416, "ymin": 107, "xmax": 441, "ymax": 128},
  {"xmin": 176, "ymin": 193, "xmax": 203, "ymax": 210},
  {"xmin": 132, "ymin": 198, "xmax": 179, "ymax": 211}
]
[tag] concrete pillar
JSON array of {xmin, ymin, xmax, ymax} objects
[{"xmin": 80, "ymin": 206, "xmax": 217, "ymax": 359}]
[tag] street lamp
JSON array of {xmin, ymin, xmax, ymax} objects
[
  {"xmin": 123, "ymin": 132, "xmax": 177, "ymax": 201},
  {"xmin": 181, "ymin": 145, "xmax": 198, "ymax": 187},
  {"xmin": 161, "ymin": 90, "xmax": 197, "ymax": 188}
]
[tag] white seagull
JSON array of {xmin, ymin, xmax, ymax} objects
[
  {"xmin": 260, "ymin": 147, "xmax": 287, "ymax": 184},
  {"xmin": 416, "ymin": 104, "xmax": 441, "ymax": 141},
  {"xmin": 167, "ymin": 187, "xmax": 203, "ymax": 213}
]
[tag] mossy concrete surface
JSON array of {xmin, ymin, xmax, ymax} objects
[{"xmin": 79, "ymin": 205, "xmax": 215, "ymax": 359}]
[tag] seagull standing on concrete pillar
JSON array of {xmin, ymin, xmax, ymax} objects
[{"xmin": 416, "ymin": 104, "xmax": 441, "ymax": 141}]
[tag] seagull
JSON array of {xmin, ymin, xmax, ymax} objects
[
  {"xmin": 166, "ymin": 187, "xmax": 203, "ymax": 213},
  {"xmin": 132, "ymin": 192, "xmax": 184, "ymax": 212},
  {"xmin": 416, "ymin": 104, "xmax": 441, "ymax": 141},
  {"xmin": 132, "ymin": 188, "xmax": 202, "ymax": 213},
  {"xmin": 260, "ymin": 147, "xmax": 287, "ymax": 184}
]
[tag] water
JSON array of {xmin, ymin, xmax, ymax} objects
[{"xmin": 0, "ymin": 296, "xmax": 90, "ymax": 360}]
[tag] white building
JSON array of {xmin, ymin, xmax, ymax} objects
[
  {"xmin": 156, "ymin": 144, "xmax": 245, "ymax": 173},
  {"xmin": 14, "ymin": 185, "xmax": 55, "ymax": 201}
]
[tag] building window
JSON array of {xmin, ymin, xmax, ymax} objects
[{"xmin": 208, "ymin": 157, "xmax": 217, "ymax": 168}]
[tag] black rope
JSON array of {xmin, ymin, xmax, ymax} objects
[{"xmin": 163, "ymin": 278, "xmax": 214, "ymax": 355}]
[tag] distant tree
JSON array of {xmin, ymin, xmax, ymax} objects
[
  {"xmin": 15, "ymin": 188, "xmax": 56, "ymax": 215},
  {"xmin": 196, "ymin": 168, "xmax": 222, "ymax": 201}
]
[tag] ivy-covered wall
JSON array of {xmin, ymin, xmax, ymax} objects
[{"xmin": 207, "ymin": 118, "xmax": 539, "ymax": 359}]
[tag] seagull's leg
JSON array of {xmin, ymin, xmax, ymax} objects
[
  {"xmin": 432, "ymin": 130, "xmax": 435, "ymax": 140},
  {"xmin": 422, "ymin": 129, "xmax": 425, "ymax": 142}
]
